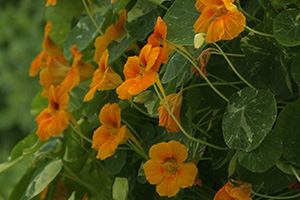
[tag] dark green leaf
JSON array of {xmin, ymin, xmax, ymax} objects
[
  {"xmin": 163, "ymin": 0, "xmax": 199, "ymax": 45},
  {"xmin": 30, "ymin": 90, "xmax": 48, "ymax": 116},
  {"xmin": 64, "ymin": 14, "xmax": 105, "ymax": 60},
  {"xmin": 273, "ymin": 9, "xmax": 300, "ymax": 47},
  {"xmin": 291, "ymin": 55, "xmax": 300, "ymax": 85},
  {"xmin": 107, "ymin": 36, "xmax": 135, "ymax": 64},
  {"xmin": 11, "ymin": 133, "xmax": 39, "ymax": 160},
  {"xmin": 270, "ymin": 0, "xmax": 295, "ymax": 6},
  {"xmin": 274, "ymin": 100, "xmax": 300, "ymax": 166},
  {"xmin": 238, "ymin": 131, "xmax": 282, "ymax": 173},
  {"xmin": 104, "ymin": 150, "xmax": 127, "ymax": 174},
  {"xmin": 222, "ymin": 88, "xmax": 277, "ymax": 152}
]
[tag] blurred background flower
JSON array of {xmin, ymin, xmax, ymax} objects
[{"xmin": 0, "ymin": 0, "xmax": 45, "ymax": 198}]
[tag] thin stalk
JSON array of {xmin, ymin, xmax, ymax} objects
[
  {"xmin": 214, "ymin": 43, "xmax": 256, "ymax": 90},
  {"xmin": 210, "ymin": 52, "xmax": 246, "ymax": 57},
  {"xmin": 183, "ymin": 81, "xmax": 244, "ymax": 91},
  {"xmin": 82, "ymin": 0, "xmax": 104, "ymax": 36},
  {"xmin": 251, "ymin": 190, "xmax": 300, "ymax": 199},
  {"xmin": 175, "ymin": 48, "xmax": 229, "ymax": 102},
  {"xmin": 153, "ymin": 84, "xmax": 229, "ymax": 151},
  {"xmin": 290, "ymin": 165, "xmax": 300, "ymax": 182},
  {"xmin": 69, "ymin": 122, "xmax": 93, "ymax": 144},
  {"xmin": 244, "ymin": 25, "xmax": 274, "ymax": 38},
  {"xmin": 208, "ymin": 74, "xmax": 243, "ymax": 90},
  {"xmin": 147, "ymin": 0, "xmax": 168, "ymax": 10},
  {"xmin": 129, "ymin": 99, "xmax": 156, "ymax": 118},
  {"xmin": 127, "ymin": 140, "xmax": 149, "ymax": 160},
  {"xmin": 121, "ymin": 118, "xmax": 142, "ymax": 141},
  {"xmin": 192, "ymin": 124, "xmax": 212, "ymax": 139}
]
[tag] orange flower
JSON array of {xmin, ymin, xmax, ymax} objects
[
  {"xmin": 94, "ymin": 10, "xmax": 127, "ymax": 62},
  {"xmin": 30, "ymin": 23, "xmax": 63, "ymax": 76},
  {"xmin": 193, "ymin": 0, "xmax": 246, "ymax": 43},
  {"xmin": 61, "ymin": 45, "xmax": 95, "ymax": 92},
  {"xmin": 192, "ymin": 48, "xmax": 216, "ymax": 78},
  {"xmin": 46, "ymin": 0, "xmax": 57, "ymax": 6},
  {"xmin": 84, "ymin": 49, "xmax": 123, "ymax": 101},
  {"xmin": 92, "ymin": 103, "xmax": 129, "ymax": 160},
  {"xmin": 82, "ymin": 193, "xmax": 88, "ymax": 200},
  {"xmin": 213, "ymin": 180, "xmax": 252, "ymax": 200},
  {"xmin": 158, "ymin": 88, "xmax": 183, "ymax": 133},
  {"xmin": 144, "ymin": 141, "xmax": 198, "ymax": 197},
  {"xmin": 116, "ymin": 44, "xmax": 160, "ymax": 100},
  {"xmin": 35, "ymin": 85, "xmax": 70, "ymax": 141}
]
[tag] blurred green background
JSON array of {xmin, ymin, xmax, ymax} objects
[{"xmin": 0, "ymin": 0, "xmax": 46, "ymax": 198}]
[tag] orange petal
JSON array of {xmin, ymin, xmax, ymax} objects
[
  {"xmin": 83, "ymin": 86, "xmax": 98, "ymax": 102},
  {"xmin": 105, "ymin": 10, "xmax": 127, "ymax": 41},
  {"xmin": 99, "ymin": 103, "xmax": 121, "ymax": 129},
  {"xmin": 42, "ymin": 23, "xmax": 63, "ymax": 56},
  {"xmin": 176, "ymin": 163, "xmax": 198, "ymax": 188},
  {"xmin": 156, "ymin": 176, "xmax": 180, "ymax": 197},
  {"xmin": 123, "ymin": 56, "xmax": 141, "ymax": 80},
  {"xmin": 127, "ymin": 70, "xmax": 156, "ymax": 95},
  {"xmin": 94, "ymin": 36, "xmax": 109, "ymax": 62},
  {"xmin": 153, "ymin": 16, "xmax": 167, "ymax": 42},
  {"xmin": 29, "ymin": 51, "xmax": 48, "ymax": 76},
  {"xmin": 194, "ymin": 7, "xmax": 215, "ymax": 34},
  {"xmin": 221, "ymin": 10, "xmax": 246, "ymax": 40},
  {"xmin": 149, "ymin": 142, "xmax": 173, "ymax": 163},
  {"xmin": 206, "ymin": 18, "xmax": 224, "ymax": 43},
  {"xmin": 139, "ymin": 45, "xmax": 160, "ymax": 71},
  {"xmin": 46, "ymin": 0, "xmax": 57, "ymax": 6},
  {"xmin": 92, "ymin": 126, "xmax": 112, "ymax": 150},
  {"xmin": 195, "ymin": 0, "xmax": 206, "ymax": 12},
  {"xmin": 168, "ymin": 141, "xmax": 188, "ymax": 163},
  {"xmin": 48, "ymin": 85, "xmax": 69, "ymax": 111},
  {"xmin": 201, "ymin": 0, "xmax": 223, "ymax": 7},
  {"xmin": 144, "ymin": 160, "xmax": 166, "ymax": 185},
  {"xmin": 116, "ymin": 79, "xmax": 136, "ymax": 100}
]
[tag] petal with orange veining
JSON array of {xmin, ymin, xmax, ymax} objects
[
  {"xmin": 144, "ymin": 160, "xmax": 165, "ymax": 185},
  {"xmin": 176, "ymin": 163, "xmax": 198, "ymax": 188}
]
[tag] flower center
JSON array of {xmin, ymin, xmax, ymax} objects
[
  {"xmin": 164, "ymin": 158, "xmax": 178, "ymax": 175},
  {"xmin": 213, "ymin": 5, "xmax": 229, "ymax": 18}
]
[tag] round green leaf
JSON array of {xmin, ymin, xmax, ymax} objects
[
  {"xmin": 274, "ymin": 100, "xmax": 300, "ymax": 166},
  {"xmin": 273, "ymin": 9, "xmax": 300, "ymax": 47},
  {"xmin": 222, "ymin": 87, "xmax": 277, "ymax": 152},
  {"xmin": 104, "ymin": 150, "xmax": 127, "ymax": 174},
  {"xmin": 112, "ymin": 177, "xmax": 129, "ymax": 200},
  {"xmin": 291, "ymin": 55, "xmax": 300, "ymax": 85},
  {"xmin": 238, "ymin": 131, "xmax": 282, "ymax": 173}
]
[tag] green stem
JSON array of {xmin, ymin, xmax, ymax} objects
[
  {"xmin": 69, "ymin": 122, "xmax": 93, "ymax": 144},
  {"xmin": 82, "ymin": 0, "xmax": 104, "ymax": 36},
  {"xmin": 251, "ymin": 190, "xmax": 300, "ymax": 199},
  {"xmin": 236, "ymin": 0, "xmax": 263, "ymax": 23},
  {"xmin": 210, "ymin": 52, "xmax": 246, "ymax": 57},
  {"xmin": 214, "ymin": 43, "xmax": 256, "ymax": 90},
  {"xmin": 209, "ymin": 74, "xmax": 243, "ymax": 90},
  {"xmin": 153, "ymin": 84, "xmax": 229, "ymax": 151},
  {"xmin": 290, "ymin": 165, "xmax": 300, "ymax": 182},
  {"xmin": 183, "ymin": 81, "xmax": 244, "ymax": 91},
  {"xmin": 126, "ymin": 140, "xmax": 149, "ymax": 160},
  {"xmin": 121, "ymin": 118, "xmax": 142, "ymax": 141},
  {"xmin": 175, "ymin": 48, "xmax": 229, "ymax": 102},
  {"xmin": 129, "ymin": 99, "xmax": 156, "ymax": 118},
  {"xmin": 192, "ymin": 123, "xmax": 212, "ymax": 139},
  {"xmin": 147, "ymin": 0, "xmax": 168, "ymax": 10},
  {"xmin": 244, "ymin": 25, "xmax": 274, "ymax": 38}
]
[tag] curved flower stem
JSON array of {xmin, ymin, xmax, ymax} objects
[
  {"xmin": 129, "ymin": 99, "xmax": 157, "ymax": 118},
  {"xmin": 210, "ymin": 52, "xmax": 246, "ymax": 57},
  {"xmin": 126, "ymin": 140, "xmax": 149, "ymax": 160},
  {"xmin": 213, "ymin": 43, "xmax": 256, "ymax": 90},
  {"xmin": 175, "ymin": 48, "xmax": 229, "ymax": 102},
  {"xmin": 251, "ymin": 190, "xmax": 300, "ymax": 199},
  {"xmin": 82, "ymin": 0, "xmax": 104, "ymax": 36},
  {"xmin": 236, "ymin": 0, "xmax": 262, "ymax": 23},
  {"xmin": 69, "ymin": 122, "xmax": 93, "ymax": 144},
  {"xmin": 244, "ymin": 25, "xmax": 274, "ymax": 38},
  {"xmin": 183, "ymin": 81, "xmax": 244, "ymax": 92},
  {"xmin": 153, "ymin": 84, "xmax": 229, "ymax": 151},
  {"xmin": 121, "ymin": 118, "xmax": 142, "ymax": 141},
  {"xmin": 208, "ymin": 74, "xmax": 243, "ymax": 90},
  {"xmin": 290, "ymin": 165, "xmax": 300, "ymax": 182},
  {"xmin": 147, "ymin": 0, "xmax": 168, "ymax": 10}
]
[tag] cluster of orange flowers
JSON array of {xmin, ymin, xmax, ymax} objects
[{"xmin": 32, "ymin": 0, "xmax": 250, "ymax": 197}]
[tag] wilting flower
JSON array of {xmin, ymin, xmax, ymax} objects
[
  {"xmin": 94, "ymin": 10, "xmax": 127, "ymax": 62},
  {"xmin": 92, "ymin": 103, "xmax": 130, "ymax": 160},
  {"xmin": 30, "ymin": 22, "xmax": 63, "ymax": 77},
  {"xmin": 61, "ymin": 45, "xmax": 95, "ymax": 92},
  {"xmin": 35, "ymin": 85, "xmax": 70, "ymax": 141},
  {"xmin": 84, "ymin": 49, "xmax": 123, "ymax": 101},
  {"xmin": 193, "ymin": 0, "xmax": 246, "ymax": 43},
  {"xmin": 144, "ymin": 141, "xmax": 198, "ymax": 197},
  {"xmin": 192, "ymin": 48, "xmax": 217, "ymax": 78},
  {"xmin": 46, "ymin": 0, "xmax": 57, "ymax": 6},
  {"xmin": 213, "ymin": 179, "xmax": 252, "ymax": 200},
  {"xmin": 116, "ymin": 45, "xmax": 159, "ymax": 99},
  {"xmin": 158, "ymin": 88, "xmax": 183, "ymax": 133}
]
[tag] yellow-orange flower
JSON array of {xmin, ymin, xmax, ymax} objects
[
  {"xmin": 116, "ymin": 44, "xmax": 160, "ymax": 99},
  {"xmin": 94, "ymin": 10, "xmax": 127, "ymax": 62},
  {"xmin": 46, "ymin": 0, "xmax": 57, "ymax": 6},
  {"xmin": 92, "ymin": 103, "xmax": 129, "ymax": 160},
  {"xmin": 30, "ymin": 23, "xmax": 63, "ymax": 77},
  {"xmin": 35, "ymin": 85, "xmax": 70, "ymax": 141},
  {"xmin": 214, "ymin": 180, "xmax": 252, "ymax": 200},
  {"xmin": 158, "ymin": 89, "xmax": 183, "ymax": 133},
  {"xmin": 61, "ymin": 45, "xmax": 95, "ymax": 92},
  {"xmin": 84, "ymin": 49, "xmax": 123, "ymax": 101},
  {"xmin": 144, "ymin": 141, "xmax": 198, "ymax": 197},
  {"xmin": 193, "ymin": 0, "xmax": 246, "ymax": 43}
]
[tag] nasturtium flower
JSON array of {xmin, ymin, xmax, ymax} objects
[
  {"xmin": 158, "ymin": 88, "xmax": 183, "ymax": 133},
  {"xmin": 61, "ymin": 45, "xmax": 95, "ymax": 92},
  {"xmin": 30, "ymin": 22, "xmax": 63, "ymax": 77},
  {"xmin": 46, "ymin": 0, "xmax": 57, "ymax": 7},
  {"xmin": 193, "ymin": 0, "xmax": 246, "ymax": 43},
  {"xmin": 144, "ymin": 141, "xmax": 198, "ymax": 197},
  {"xmin": 84, "ymin": 49, "xmax": 123, "ymax": 102},
  {"xmin": 92, "ymin": 103, "xmax": 130, "ymax": 160},
  {"xmin": 35, "ymin": 85, "xmax": 70, "ymax": 141},
  {"xmin": 94, "ymin": 10, "xmax": 127, "ymax": 62},
  {"xmin": 213, "ymin": 179, "xmax": 252, "ymax": 200},
  {"xmin": 116, "ymin": 44, "xmax": 159, "ymax": 100}
]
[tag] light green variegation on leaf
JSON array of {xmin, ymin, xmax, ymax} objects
[{"xmin": 222, "ymin": 87, "xmax": 277, "ymax": 152}]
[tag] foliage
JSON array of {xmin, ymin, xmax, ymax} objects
[{"xmin": 2, "ymin": 0, "xmax": 300, "ymax": 199}]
